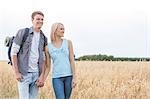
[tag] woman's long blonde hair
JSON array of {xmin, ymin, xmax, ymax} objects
[{"xmin": 50, "ymin": 22, "xmax": 63, "ymax": 42}]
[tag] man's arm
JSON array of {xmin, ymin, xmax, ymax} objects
[
  {"xmin": 36, "ymin": 52, "xmax": 46, "ymax": 87},
  {"xmin": 43, "ymin": 45, "xmax": 51, "ymax": 82},
  {"xmin": 11, "ymin": 29, "xmax": 25, "ymax": 81},
  {"xmin": 36, "ymin": 45, "xmax": 51, "ymax": 87}
]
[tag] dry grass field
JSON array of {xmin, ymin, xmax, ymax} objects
[{"xmin": 0, "ymin": 61, "xmax": 150, "ymax": 99}]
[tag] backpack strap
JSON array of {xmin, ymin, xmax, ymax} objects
[
  {"xmin": 43, "ymin": 34, "xmax": 47, "ymax": 47},
  {"xmin": 20, "ymin": 28, "xmax": 29, "ymax": 53},
  {"xmin": 40, "ymin": 30, "xmax": 47, "ymax": 51},
  {"xmin": 22, "ymin": 28, "xmax": 29, "ymax": 44}
]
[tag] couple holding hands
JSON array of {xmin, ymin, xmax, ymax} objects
[{"xmin": 11, "ymin": 11, "xmax": 76, "ymax": 99}]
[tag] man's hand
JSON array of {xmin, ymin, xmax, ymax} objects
[
  {"xmin": 15, "ymin": 72, "xmax": 22, "ymax": 82},
  {"xmin": 36, "ymin": 75, "xmax": 45, "ymax": 87}
]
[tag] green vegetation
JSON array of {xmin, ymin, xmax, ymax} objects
[{"xmin": 77, "ymin": 54, "xmax": 150, "ymax": 61}]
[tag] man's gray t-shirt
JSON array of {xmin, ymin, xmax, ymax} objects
[{"xmin": 28, "ymin": 31, "xmax": 40, "ymax": 72}]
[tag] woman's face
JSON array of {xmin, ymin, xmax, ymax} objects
[{"xmin": 55, "ymin": 24, "xmax": 65, "ymax": 37}]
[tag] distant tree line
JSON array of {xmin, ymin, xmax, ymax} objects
[{"xmin": 76, "ymin": 54, "xmax": 150, "ymax": 61}]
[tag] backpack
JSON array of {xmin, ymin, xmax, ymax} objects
[{"xmin": 4, "ymin": 28, "xmax": 29, "ymax": 65}]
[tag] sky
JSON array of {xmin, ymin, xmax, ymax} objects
[{"xmin": 0, "ymin": 0, "xmax": 150, "ymax": 60}]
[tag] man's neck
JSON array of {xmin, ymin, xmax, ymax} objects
[{"xmin": 33, "ymin": 27, "xmax": 41, "ymax": 32}]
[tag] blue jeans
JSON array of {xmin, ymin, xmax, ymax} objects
[
  {"xmin": 52, "ymin": 76, "xmax": 72, "ymax": 99},
  {"xmin": 18, "ymin": 72, "xmax": 39, "ymax": 99}
]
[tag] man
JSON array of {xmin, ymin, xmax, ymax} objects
[{"xmin": 11, "ymin": 11, "xmax": 48, "ymax": 99}]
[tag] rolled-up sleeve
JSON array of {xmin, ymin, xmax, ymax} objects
[{"xmin": 11, "ymin": 43, "xmax": 20, "ymax": 55}]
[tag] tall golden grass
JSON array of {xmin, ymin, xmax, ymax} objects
[{"xmin": 0, "ymin": 61, "xmax": 150, "ymax": 99}]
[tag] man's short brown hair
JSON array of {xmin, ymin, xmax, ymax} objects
[{"xmin": 31, "ymin": 11, "xmax": 44, "ymax": 19}]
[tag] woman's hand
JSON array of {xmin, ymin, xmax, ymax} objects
[{"xmin": 72, "ymin": 76, "xmax": 76, "ymax": 88}]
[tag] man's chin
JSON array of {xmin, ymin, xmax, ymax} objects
[
  {"xmin": 38, "ymin": 27, "xmax": 41, "ymax": 29},
  {"xmin": 37, "ymin": 26, "xmax": 42, "ymax": 29}
]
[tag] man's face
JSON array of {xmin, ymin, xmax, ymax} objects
[{"xmin": 32, "ymin": 14, "xmax": 44, "ymax": 29}]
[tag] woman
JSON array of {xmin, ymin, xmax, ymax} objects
[{"xmin": 47, "ymin": 22, "xmax": 76, "ymax": 99}]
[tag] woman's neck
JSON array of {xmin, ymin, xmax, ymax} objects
[
  {"xmin": 52, "ymin": 37, "xmax": 63, "ymax": 48},
  {"xmin": 55, "ymin": 37, "xmax": 62, "ymax": 42}
]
